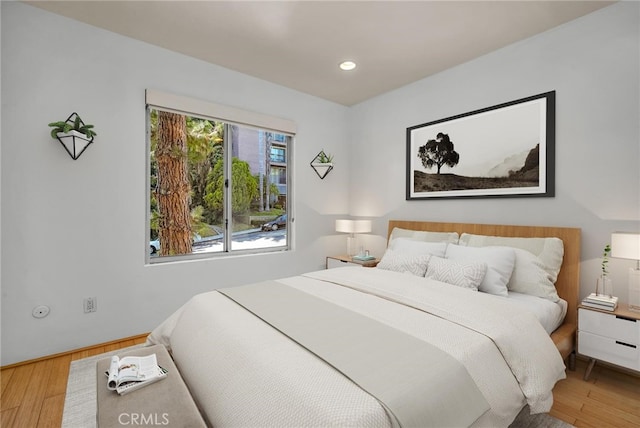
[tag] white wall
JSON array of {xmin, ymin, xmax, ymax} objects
[
  {"xmin": 2, "ymin": 2, "xmax": 639, "ymax": 366},
  {"xmin": 348, "ymin": 2, "xmax": 640, "ymax": 303},
  {"xmin": 0, "ymin": 2, "xmax": 3, "ymax": 366},
  {"xmin": 0, "ymin": 2, "xmax": 351, "ymax": 365}
]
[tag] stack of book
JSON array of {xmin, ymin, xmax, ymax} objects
[
  {"xmin": 352, "ymin": 254, "xmax": 375, "ymax": 261},
  {"xmin": 582, "ymin": 293, "xmax": 618, "ymax": 311}
]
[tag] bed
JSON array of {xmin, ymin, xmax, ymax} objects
[
  {"xmin": 147, "ymin": 220, "xmax": 581, "ymax": 428},
  {"xmin": 383, "ymin": 220, "xmax": 580, "ymax": 364}
]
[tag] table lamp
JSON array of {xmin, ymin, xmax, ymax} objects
[
  {"xmin": 336, "ymin": 219, "xmax": 372, "ymax": 257},
  {"xmin": 611, "ymin": 232, "xmax": 640, "ymax": 311}
]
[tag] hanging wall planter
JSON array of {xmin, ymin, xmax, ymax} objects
[
  {"xmin": 48, "ymin": 112, "xmax": 97, "ymax": 160},
  {"xmin": 310, "ymin": 150, "xmax": 334, "ymax": 179}
]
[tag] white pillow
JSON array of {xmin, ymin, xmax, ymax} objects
[
  {"xmin": 377, "ymin": 249, "xmax": 431, "ymax": 277},
  {"xmin": 388, "ymin": 238, "xmax": 447, "ymax": 258},
  {"xmin": 508, "ymin": 248, "xmax": 560, "ymax": 302},
  {"xmin": 388, "ymin": 227, "xmax": 459, "ymax": 245},
  {"xmin": 445, "ymin": 244, "xmax": 515, "ymax": 297},
  {"xmin": 459, "ymin": 233, "xmax": 564, "ymax": 283},
  {"xmin": 425, "ymin": 256, "xmax": 487, "ymax": 291}
]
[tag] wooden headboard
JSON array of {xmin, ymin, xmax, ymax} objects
[{"xmin": 387, "ymin": 220, "xmax": 581, "ymax": 361}]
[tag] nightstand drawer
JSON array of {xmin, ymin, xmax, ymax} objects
[
  {"xmin": 579, "ymin": 331, "xmax": 639, "ymax": 371},
  {"xmin": 326, "ymin": 255, "xmax": 379, "ymax": 269},
  {"xmin": 579, "ymin": 308, "xmax": 639, "ymax": 345},
  {"xmin": 326, "ymin": 258, "xmax": 361, "ymax": 269}
]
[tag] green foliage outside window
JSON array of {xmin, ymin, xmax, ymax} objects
[
  {"xmin": 204, "ymin": 157, "xmax": 259, "ymax": 221},
  {"xmin": 149, "ymin": 109, "xmax": 283, "ymax": 243}
]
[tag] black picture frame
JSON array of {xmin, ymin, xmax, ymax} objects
[{"xmin": 406, "ymin": 91, "xmax": 555, "ymax": 200}]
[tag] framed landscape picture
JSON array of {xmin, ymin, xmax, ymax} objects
[{"xmin": 406, "ymin": 91, "xmax": 555, "ymax": 200}]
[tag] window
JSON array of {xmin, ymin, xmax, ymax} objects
[
  {"xmin": 271, "ymin": 134, "xmax": 287, "ymax": 143},
  {"xmin": 146, "ymin": 90, "xmax": 295, "ymax": 262},
  {"xmin": 270, "ymin": 166, "xmax": 287, "ymax": 196},
  {"xmin": 270, "ymin": 146, "xmax": 286, "ymax": 163}
]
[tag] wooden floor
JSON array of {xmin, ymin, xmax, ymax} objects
[
  {"xmin": 550, "ymin": 359, "xmax": 640, "ymax": 427},
  {"xmin": 1, "ymin": 334, "xmax": 147, "ymax": 428},
  {"xmin": 1, "ymin": 337, "xmax": 639, "ymax": 427}
]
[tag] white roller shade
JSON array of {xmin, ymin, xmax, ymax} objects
[{"xmin": 145, "ymin": 89, "xmax": 296, "ymax": 135}]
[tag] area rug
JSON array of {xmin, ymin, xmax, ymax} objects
[
  {"xmin": 62, "ymin": 345, "xmax": 143, "ymax": 427},
  {"xmin": 63, "ymin": 346, "xmax": 573, "ymax": 428}
]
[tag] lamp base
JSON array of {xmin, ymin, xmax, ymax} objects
[
  {"xmin": 346, "ymin": 236, "xmax": 357, "ymax": 257},
  {"xmin": 629, "ymin": 268, "xmax": 640, "ymax": 312}
]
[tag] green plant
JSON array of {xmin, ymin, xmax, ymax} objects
[
  {"xmin": 48, "ymin": 114, "xmax": 97, "ymax": 139},
  {"xmin": 317, "ymin": 151, "xmax": 333, "ymax": 163},
  {"xmin": 601, "ymin": 243, "xmax": 611, "ymax": 276}
]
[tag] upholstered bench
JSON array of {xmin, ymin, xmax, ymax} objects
[{"xmin": 96, "ymin": 344, "xmax": 206, "ymax": 427}]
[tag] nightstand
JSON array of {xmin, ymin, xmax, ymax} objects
[
  {"xmin": 578, "ymin": 303, "xmax": 640, "ymax": 380},
  {"xmin": 326, "ymin": 255, "xmax": 380, "ymax": 269}
]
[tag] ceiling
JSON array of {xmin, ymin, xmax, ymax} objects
[{"xmin": 27, "ymin": 1, "xmax": 614, "ymax": 106}]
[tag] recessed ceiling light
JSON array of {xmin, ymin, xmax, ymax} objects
[{"xmin": 339, "ymin": 61, "xmax": 356, "ymax": 71}]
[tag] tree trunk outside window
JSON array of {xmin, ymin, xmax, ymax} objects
[{"xmin": 156, "ymin": 111, "xmax": 192, "ymax": 256}]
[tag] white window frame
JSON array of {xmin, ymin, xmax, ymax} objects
[{"xmin": 145, "ymin": 90, "xmax": 295, "ymax": 264}]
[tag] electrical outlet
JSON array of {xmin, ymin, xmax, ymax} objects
[{"xmin": 84, "ymin": 297, "xmax": 97, "ymax": 313}]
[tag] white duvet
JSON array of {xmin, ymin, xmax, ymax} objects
[{"xmin": 147, "ymin": 267, "xmax": 566, "ymax": 428}]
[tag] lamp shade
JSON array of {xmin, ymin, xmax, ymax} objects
[
  {"xmin": 335, "ymin": 219, "xmax": 371, "ymax": 234},
  {"xmin": 611, "ymin": 232, "xmax": 640, "ymax": 260}
]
